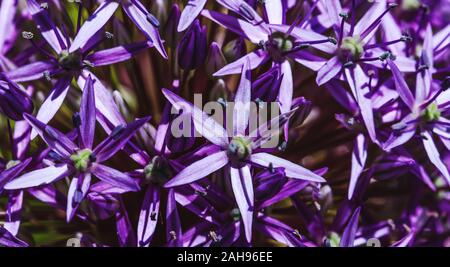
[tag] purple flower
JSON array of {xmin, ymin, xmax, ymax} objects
[
  {"xmin": 161, "ymin": 59, "xmax": 326, "ymax": 242},
  {"xmin": 4, "ymin": 76, "xmax": 149, "ymax": 222}
]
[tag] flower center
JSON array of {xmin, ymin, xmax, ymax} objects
[
  {"xmin": 339, "ymin": 36, "xmax": 365, "ymax": 61},
  {"xmin": 58, "ymin": 50, "xmax": 82, "ymax": 71},
  {"xmin": 423, "ymin": 103, "xmax": 441, "ymax": 122},
  {"xmin": 70, "ymin": 149, "xmax": 93, "ymax": 172},
  {"xmin": 263, "ymin": 32, "xmax": 294, "ymax": 62},
  {"xmin": 402, "ymin": 0, "xmax": 421, "ymax": 10},
  {"xmin": 227, "ymin": 137, "xmax": 252, "ymax": 165},
  {"xmin": 144, "ymin": 156, "xmax": 171, "ymax": 186}
]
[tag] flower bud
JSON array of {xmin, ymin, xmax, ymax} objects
[
  {"xmin": 164, "ymin": 4, "xmax": 181, "ymax": 49},
  {"xmin": 0, "ymin": 78, "xmax": 33, "ymax": 121},
  {"xmin": 252, "ymin": 67, "xmax": 282, "ymax": 102},
  {"xmin": 205, "ymin": 42, "xmax": 226, "ymax": 76},
  {"xmin": 177, "ymin": 19, "xmax": 207, "ymax": 70}
]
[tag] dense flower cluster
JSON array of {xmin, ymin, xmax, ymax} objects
[{"xmin": 0, "ymin": 0, "xmax": 449, "ymax": 247}]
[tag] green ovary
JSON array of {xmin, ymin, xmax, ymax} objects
[
  {"xmin": 340, "ymin": 36, "xmax": 365, "ymax": 60},
  {"xmin": 70, "ymin": 149, "xmax": 93, "ymax": 172},
  {"xmin": 144, "ymin": 156, "xmax": 171, "ymax": 185},
  {"xmin": 402, "ymin": 0, "xmax": 421, "ymax": 10},
  {"xmin": 227, "ymin": 136, "xmax": 252, "ymax": 162},
  {"xmin": 423, "ymin": 103, "xmax": 441, "ymax": 122}
]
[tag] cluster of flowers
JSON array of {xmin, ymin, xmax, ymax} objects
[{"xmin": 0, "ymin": 0, "xmax": 449, "ymax": 247}]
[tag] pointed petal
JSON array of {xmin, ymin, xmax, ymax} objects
[
  {"xmin": 166, "ymin": 189, "xmax": 182, "ymax": 247},
  {"xmin": 122, "ymin": 0, "xmax": 167, "ymax": 58},
  {"xmin": 93, "ymin": 116, "xmax": 150, "ymax": 162},
  {"xmin": 214, "ymin": 50, "xmax": 269, "ymax": 76},
  {"xmin": 201, "ymin": 10, "xmax": 269, "ymax": 44},
  {"xmin": 162, "ymin": 88, "xmax": 229, "ymax": 147},
  {"xmin": 0, "ymin": 158, "xmax": 32, "ymax": 193},
  {"xmin": 4, "ymin": 164, "xmax": 69, "ymax": 190},
  {"xmin": 230, "ymin": 166, "xmax": 254, "ymax": 243},
  {"xmin": 32, "ymin": 75, "xmax": 72, "ymax": 140},
  {"xmin": 316, "ymin": 56, "xmax": 341, "ymax": 86},
  {"xmin": 387, "ymin": 59, "xmax": 415, "ymax": 110},
  {"xmin": 250, "ymin": 153, "xmax": 326, "ymax": 182},
  {"xmin": 91, "ymin": 163, "xmax": 140, "ymax": 192},
  {"xmin": 66, "ymin": 173, "xmax": 91, "ymax": 222},
  {"xmin": 422, "ymin": 131, "xmax": 450, "ymax": 185},
  {"xmin": 344, "ymin": 65, "xmax": 378, "ymax": 144},
  {"xmin": 79, "ymin": 75, "xmax": 96, "ymax": 149},
  {"xmin": 24, "ymin": 113, "xmax": 77, "ymax": 157},
  {"xmin": 164, "ymin": 151, "xmax": 229, "ymax": 187},
  {"xmin": 233, "ymin": 57, "xmax": 251, "ymax": 135},
  {"xmin": 340, "ymin": 207, "xmax": 361, "ymax": 247},
  {"xmin": 137, "ymin": 186, "xmax": 160, "ymax": 247},
  {"xmin": 28, "ymin": 0, "xmax": 67, "ymax": 53},
  {"xmin": 278, "ymin": 61, "xmax": 293, "ymax": 114},
  {"xmin": 348, "ymin": 134, "xmax": 367, "ymax": 199},
  {"xmin": 264, "ymin": 0, "xmax": 283, "ymax": 24},
  {"xmin": 69, "ymin": 0, "xmax": 119, "ymax": 53},
  {"xmin": 85, "ymin": 41, "xmax": 153, "ymax": 66},
  {"xmin": 178, "ymin": 0, "xmax": 207, "ymax": 32},
  {"xmin": 77, "ymin": 70, "xmax": 126, "ymax": 128},
  {"xmin": 5, "ymin": 61, "xmax": 57, "ymax": 82}
]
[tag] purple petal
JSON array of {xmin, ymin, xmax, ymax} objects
[
  {"xmin": 32, "ymin": 75, "xmax": 72, "ymax": 140},
  {"xmin": 422, "ymin": 131, "xmax": 450, "ymax": 185},
  {"xmin": 28, "ymin": 0, "xmax": 67, "ymax": 53},
  {"xmin": 116, "ymin": 198, "xmax": 137, "ymax": 247},
  {"xmin": 0, "ymin": 226, "xmax": 28, "ymax": 247},
  {"xmin": 166, "ymin": 189, "xmax": 182, "ymax": 246},
  {"xmin": 69, "ymin": 0, "xmax": 119, "ymax": 53},
  {"xmin": 201, "ymin": 10, "xmax": 269, "ymax": 44},
  {"xmin": 162, "ymin": 88, "xmax": 229, "ymax": 147},
  {"xmin": 24, "ymin": 113, "xmax": 77, "ymax": 157},
  {"xmin": 348, "ymin": 134, "xmax": 367, "ymax": 199},
  {"xmin": 3, "ymin": 191, "xmax": 23, "ymax": 235},
  {"xmin": 233, "ymin": 57, "xmax": 251, "ymax": 135},
  {"xmin": 137, "ymin": 186, "xmax": 160, "ymax": 247},
  {"xmin": 164, "ymin": 151, "xmax": 229, "ymax": 187},
  {"xmin": 387, "ymin": 59, "xmax": 415, "ymax": 110},
  {"xmin": 122, "ymin": 0, "xmax": 167, "ymax": 58},
  {"xmin": 77, "ymin": 71, "xmax": 126, "ymax": 128},
  {"xmin": 340, "ymin": 207, "xmax": 361, "ymax": 247},
  {"xmin": 79, "ymin": 75, "xmax": 96, "ymax": 149},
  {"xmin": 344, "ymin": 65, "xmax": 378, "ymax": 144},
  {"xmin": 230, "ymin": 165, "xmax": 254, "ymax": 243},
  {"xmin": 91, "ymin": 163, "xmax": 140, "ymax": 192},
  {"xmin": 5, "ymin": 61, "xmax": 58, "ymax": 82},
  {"xmin": 66, "ymin": 173, "xmax": 91, "ymax": 222},
  {"xmin": 93, "ymin": 116, "xmax": 150, "ymax": 162},
  {"xmin": 85, "ymin": 41, "xmax": 153, "ymax": 67},
  {"xmin": 178, "ymin": 0, "xmax": 207, "ymax": 32},
  {"xmin": 278, "ymin": 61, "xmax": 293, "ymax": 114},
  {"xmin": 0, "ymin": 158, "xmax": 31, "ymax": 193},
  {"xmin": 250, "ymin": 153, "xmax": 326, "ymax": 182},
  {"xmin": 264, "ymin": 0, "xmax": 283, "ymax": 24},
  {"xmin": 4, "ymin": 164, "xmax": 70, "ymax": 190},
  {"xmin": 0, "ymin": 0, "xmax": 17, "ymax": 52},
  {"xmin": 214, "ymin": 50, "xmax": 269, "ymax": 76},
  {"xmin": 316, "ymin": 56, "xmax": 341, "ymax": 86}
]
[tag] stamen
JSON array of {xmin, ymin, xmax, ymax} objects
[
  {"xmin": 297, "ymin": 0, "xmax": 320, "ymax": 29},
  {"xmin": 349, "ymin": 0, "xmax": 356, "ymax": 36},
  {"xmin": 365, "ymin": 35, "xmax": 413, "ymax": 50},
  {"xmin": 22, "ymin": 31, "xmax": 55, "ymax": 59},
  {"xmin": 338, "ymin": 13, "xmax": 348, "ymax": 46},
  {"xmin": 343, "ymin": 61, "xmax": 355, "ymax": 68}
]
